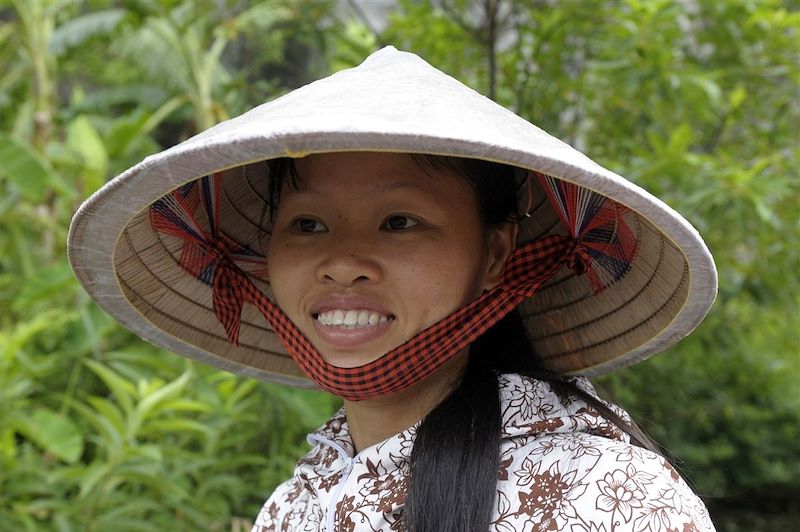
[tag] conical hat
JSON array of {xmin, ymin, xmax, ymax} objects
[{"xmin": 67, "ymin": 47, "xmax": 717, "ymax": 387}]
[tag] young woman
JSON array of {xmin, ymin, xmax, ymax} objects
[{"xmin": 68, "ymin": 48, "xmax": 718, "ymax": 531}]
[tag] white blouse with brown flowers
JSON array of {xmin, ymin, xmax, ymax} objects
[{"xmin": 253, "ymin": 374, "xmax": 716, "ymax": 532}]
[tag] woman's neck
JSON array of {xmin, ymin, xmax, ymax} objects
[{"xmin": 342, "ymin": 351, "xmax": 468, "ymax": 453}]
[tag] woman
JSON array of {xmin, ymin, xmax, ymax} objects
[{"xmin": 68, "ymin": 48, "xmax": 718, "ymax": 531}]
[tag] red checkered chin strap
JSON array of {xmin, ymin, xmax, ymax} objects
[{"xmin": 150, "ymin": 171, "xmax": 637, "ymax": 401}]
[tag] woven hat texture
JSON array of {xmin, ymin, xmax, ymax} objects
[{"xmin": 67, "ymin": 47, "xmax": 717, "ymax": 387}]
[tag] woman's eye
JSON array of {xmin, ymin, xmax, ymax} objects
[
  {"xmin": 293, "ymin": 218, "xmax": 327, "ymax": 233},
  {"xmin": 383, "ymin": 215, "xmax": 419, "ymax": 231}
]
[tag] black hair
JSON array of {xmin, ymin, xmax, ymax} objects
[{"xmin": 264, "ymin": 154, "xmax": 659, "ymax": 532}]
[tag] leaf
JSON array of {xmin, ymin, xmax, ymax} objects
[
  {"xmin": 666, "ymin": 123, "xmax": 694, "ymax": 154},
  {"xmin": 729, "ymin": 84, "xmax": 747, "ymax": 110},
  {"xmin": 138, "ymin": 418, "xmax": 212, "ymax": 439},
  {"xmin": 13, "ymin": 409, "xmax": 84, "ymax": 464},
  {"xmin": 105, "ymin": 96, "xmax": 186, "ymax": 158},
  {"xmin": 495, "ymin": 519, "xmax": 516, "ymax": 532},
  {"xmin": 91, "ymin": 500, "xmax": 162, "ymax": 528},
  {"xmin": 78, "ymin": 461, "xmax": 113, "ymax": 498},
  {"xmin": 49, "ymin": 9, "xmax": 128, "ymax": 56},
  {"xmin": 225, "ymin": 377, "xmax": 259, "ymax": 407},
  {"xmin": 497, "ymin": 489, "xmax": 511, "ymax": 515},
  {"xmin": 0, "ymin": 310, "xmax": 71, "ymax": 360},
  {"xmin": 84, "ymin": 359, "xmax": 135, "ymax": 416},
  {"xmin": 66, "ymin": 397, "xmax": 124, "ymax": 457},
  {"xmin": 66, "ymin": 115, "xmax": 109, "ymax": 192},
  {"xmin": 157, "ymin": 398, "xmax": 211, "ymax": 413},
  {"xmin": 12, "ymin": 262, "xmax": 76, "ymax": 311},
  {"xmin": 0, "ymin": 132, "xmax": 69, "ymax": 201},
  {"xmin": 118, "ymin": 18, "xmax": 189, "ymax": 93},
  {"xmin": 129, "ymin": 370, "xmax": 192, "ymax": 436},
  {"xmin": 70, "ymin": 85, "xmax": 167, "ymax": 114},
  {"xmin": 86, "ymin": 396, "xmax": 127, "ymax": 445},
  {"xmin": 686, "ymin": 74, "xmax": 723, "ymax": 109},
  {"xmin": 232, "ymin": 2, "xmax": 292, "ymax": 32}
]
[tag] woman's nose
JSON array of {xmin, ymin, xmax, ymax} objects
[{"xmin": 315, "ymin": 243, "xmax": 383, "ymax": 287}]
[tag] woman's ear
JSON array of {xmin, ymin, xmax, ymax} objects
[{"xmin": 483, "ymin": 222, "xmax": 518, "ymax": 291}]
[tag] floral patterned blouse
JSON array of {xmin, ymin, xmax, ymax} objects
[{"xmin": 252, "ymin": 374, "xmax": 716, "ymax": 531}]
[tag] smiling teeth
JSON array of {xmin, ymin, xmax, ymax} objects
[{"xmin": 316, "ymin": 309, "xmax": 392, "ymax": 327}]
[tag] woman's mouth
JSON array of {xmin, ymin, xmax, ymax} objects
[
  {"xmin": 311, "ymin": 309, "xmax": 396, "ymax": 350},
  {"xmin": 315, "ymin": 309, "xmax": 394, "ymax": 328}
]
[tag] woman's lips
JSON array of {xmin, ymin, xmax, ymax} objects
[
  {"xmin": 311, "ymin": 314, "xmax": 394, "ymax": 349},
  {"xmin": 309, "ymin": 295, "xmax": 396, "ymax": 350}
]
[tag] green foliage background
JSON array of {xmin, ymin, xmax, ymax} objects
[{"xmin": 0, "ymin": 1, "xmax": 797, "ymax": 530}]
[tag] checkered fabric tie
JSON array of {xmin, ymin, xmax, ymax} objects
[{"xmin": 150, "ymin": 172, "xmax": 637, "ymax": 401}]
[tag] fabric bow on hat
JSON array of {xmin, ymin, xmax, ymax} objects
[{"xmin": 150, "ymin": 175, "xmax": 269, "ymax": 346}]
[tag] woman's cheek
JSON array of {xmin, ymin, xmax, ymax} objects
[{"xmin": 267, "ymin": 246, "xmax": 301, "ymax": 305}]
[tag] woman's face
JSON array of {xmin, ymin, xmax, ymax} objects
[{"xmin": 267, "ymin": 152, "xmax": 514, "ymax": 368}]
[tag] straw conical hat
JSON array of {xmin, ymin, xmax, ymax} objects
[{"xmin": 67, "ymin": 47, "xmax": 717, "ymax": 387}]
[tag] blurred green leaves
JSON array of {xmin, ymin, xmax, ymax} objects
[
  {"xmin": 66, "ymin": 115, "xmax": 108, "ymax": 194},
  {"xmin": 0, "ymin": 1, "xmax": 341, "ymax": 529},
  {"xmin": 0, "ymin": 132, "xmax": 69, "ymax": 202}
]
